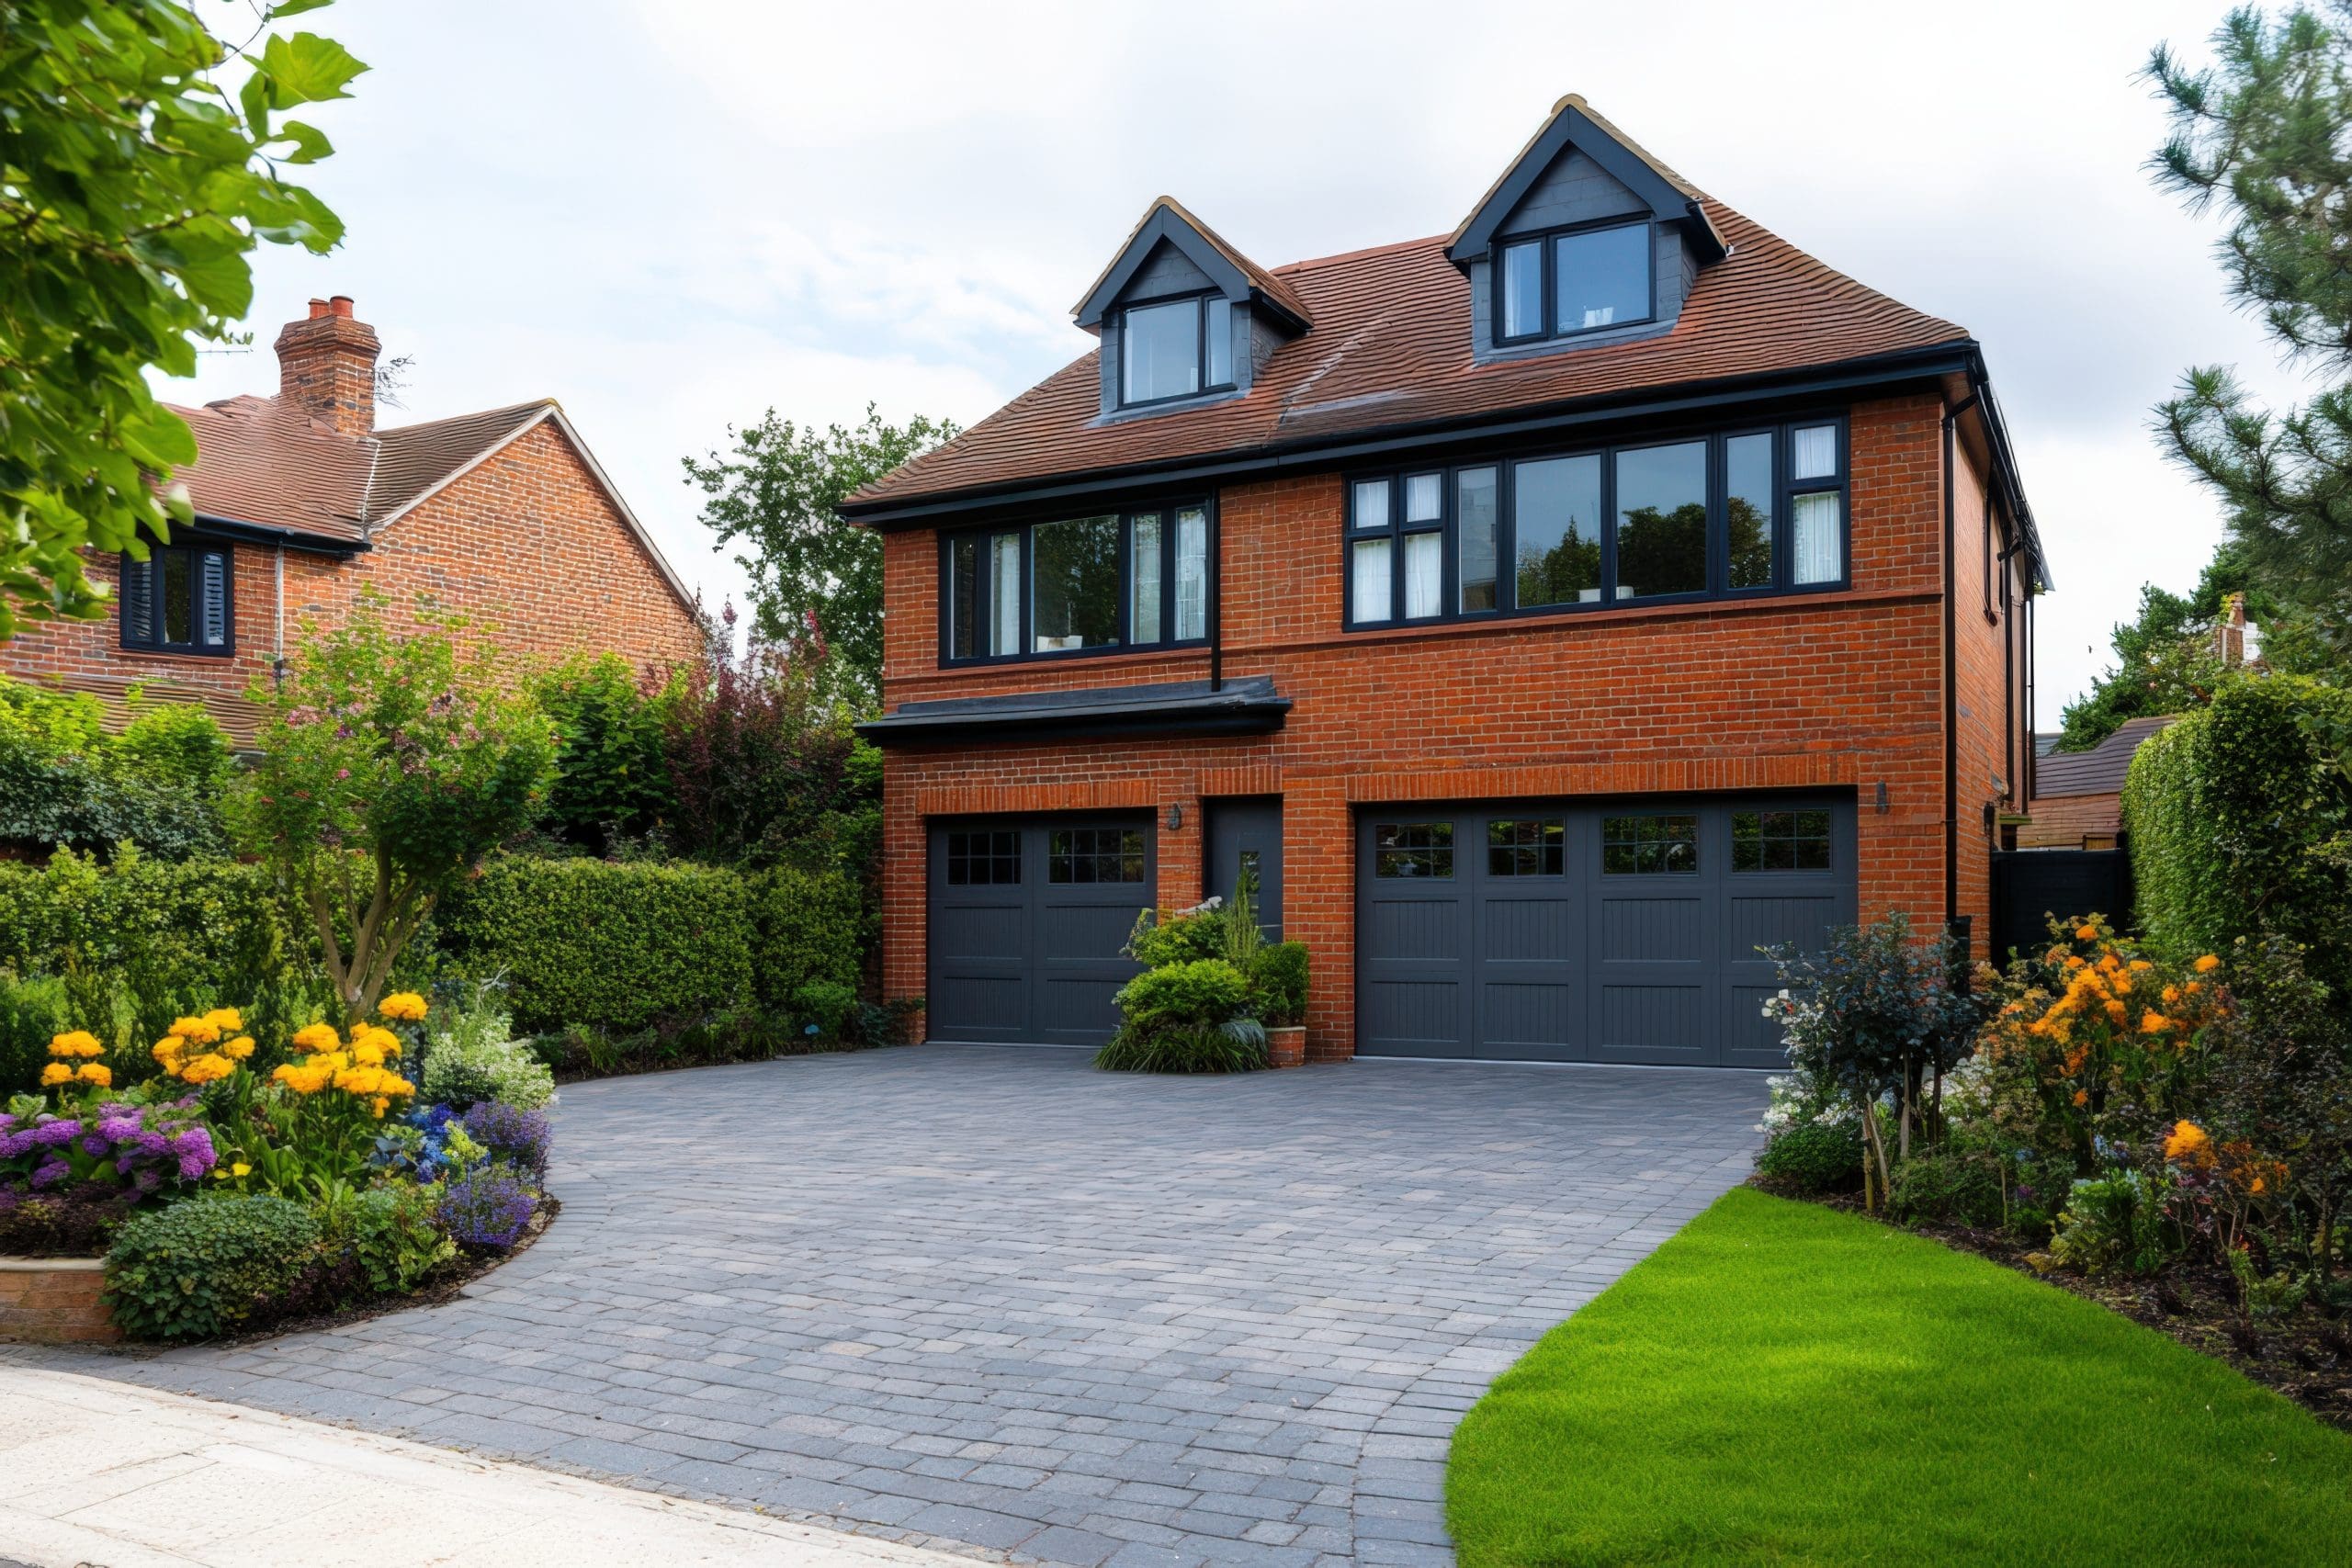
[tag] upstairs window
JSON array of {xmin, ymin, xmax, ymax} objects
[
  {"xmin": 1498, "ymin": 220, "xmax": 1653, "ymax": 344},
  {"xmin": 120, "ymin": 541, "xmax": 232, "ymax": 656},
  {"xmin": 1121, "ymin": 294, "xmax": 1234, "ymax": 406},
  {"xmin": 944, "ymin": 503, "xmax": 1212, "ymax": 664},
  {"xmin": 1343, "ymin": 417, "xmax": 1849, "ymax": 628}
]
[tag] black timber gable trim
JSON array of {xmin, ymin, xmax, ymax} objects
[{"xmin": 1448, "ymin": 100, "xmax": 1725, "ymax": 268}]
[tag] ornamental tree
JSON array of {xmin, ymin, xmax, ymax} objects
[
  {"xmin": 1, "ymin": 0, "xmax": 366, "ymax": 639},
  {"xmin": 231, "ymin": 599, "xmax": 555, "ymax": 1022}
]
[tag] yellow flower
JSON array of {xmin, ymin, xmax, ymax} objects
[
  {"xmin": 350, "ymin": 1039, "xmax": 386, "ymax": 1068},
  {"xmin": 272, "ymin": 1061, "xmax": 333, "ymax": 1095},
  {"xmin": 290, "ymin": 1023, "xmax": 342, "ymax": 1055},
  {"xmin": 232, "ymin": 1162, "xmax": 251, "ymax": 1178},
  {"xmin": 39, "ymin": 1063, "xmax": 72, "ymax": 1087},
  {"xmin": 2194, "ymin": 954, "xmax": 2222, "ymax": 975},
  {"xmin": 352, "ymin": 1024, "xmax": 401, "ymax": 1058},
  {"xmin": 202, "ymin": 1007, "xmax": 243, "ymax": 1033},
  {"xmin": 178, "ymin": 1054, "xmax": 233, "ymax": 1085},
  {"xmin": 370, "ymin": 1096, "xmax": 390, "ymax": 1118},
  {"xmin": 76, "ymin": 1064, "xmax": 111, "ymax": 1088},
  {"xmin": 2165, "ymin": 1121, "xmax": 2213, "ymax": 1165},
  {"xmin": 379, "ymin": 992, "xmax": 428, "ymax": 1022},
  {"xmin": 2140, "ymin": 1011, "xmax": 2171, "ymax": 1035},
  {"xmin": 169, "ymin": 1016, "xmax": 221, "ymax": 1046},
  {"xmin": 223, "ymin": 1036, "xmax": 255, "ymax": 1061},
  {"xmin": 212, "ymin": 1168, "xmax": 230, "ymax": 1180},
  {"xmin": 47, "ymin": 1030, "xmax": 103, "ymax": 1059}
]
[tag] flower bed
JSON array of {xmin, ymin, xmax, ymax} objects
[{"xmin": 0, "ymin": 989, "xmax": 560, "ymax": 1343}]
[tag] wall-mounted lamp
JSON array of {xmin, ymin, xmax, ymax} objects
[
  {"xmin": 1163, "ymin": 803, "xmax": 1183, "ymax": 832},
  {"xmin": 1874, "ymin": 781, "xmax": 1889, "ymax": 815}
]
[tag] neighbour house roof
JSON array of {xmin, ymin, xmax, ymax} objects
[
  {"xmin": 846, "ymin": 204, "xmax": 1973, "ymax": 513},
  {"xmin": 163, "ymin": 397, "xmax": 696, "ymax": 610},
  {"xmin": 21, "ymin": 670, "xmax": 272, "ymax": 752},
  {"xmin": 2031, "ymin": 715, "xmax": 2177, "ymax": 799}
]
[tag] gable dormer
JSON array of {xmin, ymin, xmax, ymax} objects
[
  {"xmin": 1073, "ymin": 198, "xmax": 1311, "ymax": 422},
  {"xmin": 1449, "ymin": 95, "xmax": 1728, "ymax": 364}
]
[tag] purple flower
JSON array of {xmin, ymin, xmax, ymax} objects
[
  {"xmin": 460, "ymin": 1102, "xmax": 551, "ymax": 1180},
  {"xmin": 30, "ymin": 1157, "xmax": 68, "ymax": 1190},
  {"xmin": 436, "ymin": 1168, "xmax": 537, "ymax": 1250}
]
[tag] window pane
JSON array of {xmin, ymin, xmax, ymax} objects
[
  {"xmin": 1457, "ymin": 468, "xmax": 1498, "ymax": 613},
  {"xmin": 1733, "ymin": 809, "xmax": 1832, "ymax": 873},
  {"xmin": 1050, "ymin": 827, "xmax": 1148, "ymax": 885},
  {"xmin": 1792, "ymin": 424, "xmax": 1838, "ymax": 479},
  {"xmin": 1374, "ymin": 822, "xmax": 1453, "ymax": 879},
  {"xmin": 1487, "ymin": 818, "xmax": 1566, "ymax": 876},
  {"xmin": 1034, "ymin": 515, "xmax": 1122, "ymax": 651},
  {"xmin": 1614, "ymin": 441, "xmax": 1707, "ymax": 600},
  {"xmin": 1204, "ymin": 297, "xmax": 1232, "ymax": 388},
  {"xmin": 947, "ymin": 829, "xmax": 1022, "ymax": 886},
  {"xmin": 1351, "ymin": 479, "xmax": 1390, "ymax": 531},
  {"xmin": 1129, "ymin": 514, "xmax": 1162, "ymax": 645},
  {"xmin": 1404, "ymin": 473, "xmax": 1442, "ymax": 523},
  {"xmin": 1600, "ymin": 814, "xmax": 1699, "ymax": 875},
  {"xmin": 1403, "ymin": 532, "xmax": 1442, "ymax": 619},
  {"xmin": 1792, "ymin": 491, "xmax": 1844, "ymax": 584},
  {"xmin": 1500, "ymin": 242, "xmax": 1543, "ymax": 337},
  {"xmin": 1124, "ymin": 298, "xmax": 1201, "ymax": 402},
  {"xmin": 1351, "ymin": 538, "xmax": 1393, "ymax": 623},
  {"xmin": 948, "ymin": 537, "xmax": 978, "ymax": 659},
  {"xmin": 1726, "ymin": 434, "xmax": 1775, "ymax": 591},
  {"xmin": 989, "ymin": 532, "xmax": 1022, "ymax": 656},
  {"xmin": 162, "ymin": 548, "xmax": 191, "ymax": 646},
  {"xmin": 1514, "ymin": 455, "xmax": 1602, "ymax": 607},
  {"xmin": 1174, "ymin": 507, "xmax": 1209, "ymax": 640},
  {"xmin": 1555, "ymin": 223, "xmax": 1650, "ymax": 332}
]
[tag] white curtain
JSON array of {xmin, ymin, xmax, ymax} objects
[
  {"xmin": 1131, "ymin": 515, "xmax": 1162, "ymax": 644},
  {"xmin": 1352, "ymin": 538, "xmax": 1392, "ymax": 622},
  {"xmin": 1175, "ymin": 509, "xmax": 1208, "ymax": 640},
  {"xmin": 1792, "ymin": 424, "xmax": 1837, "ymax": 480},
  {"xmin": 990, "ymin": 531, "xmax": 1021, "ymax": 656},
  {"xmin": 1792, "ymin": 492, "xmax": 1842, "ymax": 584},
  {"xmin": 1404, "ymin": 533, "xmax": 1442, "ymax": 619}
]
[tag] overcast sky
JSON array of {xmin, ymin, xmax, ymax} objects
[{"xmin": 161, "ymin": 0, "xmax": 2310, "ymax": 727}]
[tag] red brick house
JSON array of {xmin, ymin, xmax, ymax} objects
[
  {"xmin": 1, "ymin": 297, "xmax": 703, "ymax": 743},
  {"xmin": 846, "ymin": 96, "xmax": 2051, "ymax": 1066}
]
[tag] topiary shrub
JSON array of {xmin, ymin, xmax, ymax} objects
[
  {"xmin": 103, "ymin": 1192, "xmax": 321, "ymax": 1341},
  {"xmin": 1756, "ymin": 1122, "xmax": 1865, "ymax": 1193}
]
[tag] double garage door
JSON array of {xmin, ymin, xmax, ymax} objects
[{"xmin": 1356, "ymin": 796, "xmax": 1855, "ymax": 1066}]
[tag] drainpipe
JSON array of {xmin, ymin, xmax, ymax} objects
[
  {"xmin": 1941, "ymin": 392, "xmax": 1980, "ymax": 927},
  {"xmin": 272, "ymin": 542, "xmax": 287, "ymax": 687},
  {"xmin": 1207, "ymin": 503, "xmax": 1223, "ymax": 694}
]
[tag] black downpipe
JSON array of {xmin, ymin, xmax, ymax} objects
[{"xmin": 1941, "ymin": 394, "xmax": 1979, "ymax": 926}]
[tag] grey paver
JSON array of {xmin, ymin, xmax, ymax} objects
[{"xmin": 23, "ymin": 1044, "xmax": 1761, "ymax": 1564}]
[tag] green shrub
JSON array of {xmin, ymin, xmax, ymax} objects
[
  {"xmin": 0, "ymin": 678, "xmax": 230, "ymax": 858},
  {"xmin": 750, "ymin": 863, "xmax": 865, "ymax": 1012},
  {"xmin": 104, "ymin": 1192, "xmax": 321, "ymax": 1342},
  {"xmin": 1094, "ymin": 1023, "xmax": 1267, "ymax": 1074},
  {"xmin": 328, "ymin": 1184, "xmax": 453, "ymax": 1296},
  {"xmin": 1125, "ymin": 906, "xmax": 1228, "ymax": 968},
  {"xmin": 1756, "ymin": 1122, "xmax": 1865, "ymax": 1193},
  {"xmin": 110, "ymin": 702, "xmax": 234, "ymax": 794},
  {"xmin": 2125, "ymin": 675, "xmax": 2352, "ymax": 994},
  {"xmin": 441, "ymin": 854, "xmax": 755, "ymax": 1032},
  {"xmin": 1114, "ymin": 958, "xmax": 1251, "ymax": 1035},
  {"xmin": 1890, "ymin": 1149, "xmax": 2006, "ymax": 1227},
  {"xmin": 421, "ymin": 994, "xmax": 555, "ymax": 1111},
  {"xmin": 1250, "ymin": 942, "xmax": 1308, "ymax": 1028},
  {"xmin": 533, "ymin": 652, "xmax": 674, "ymax": 851},
  {"xmin": 0, "ymin": 970, "xmax": 75, "ymax": 1100}
]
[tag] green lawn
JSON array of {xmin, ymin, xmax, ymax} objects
[{"xmin": 1446, "ymin": 1187, "xmax": 2352, "ymax": 1567}]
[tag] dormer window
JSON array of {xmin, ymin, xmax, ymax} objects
[
  {"xmin": 1122, "ymin": 294, "xmax": 1233, "ymax": 406},
  {"xmin": 1497, "ymin": 220, "xmax": 1653, "ymax": 344}
]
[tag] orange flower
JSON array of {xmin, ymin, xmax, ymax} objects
[
  {"xmin": 2140, "ymin": 1011, "xmax": 2171, "ymax": 1034},
  {"xmin": 2194, "ymin": 954, "xmax": 2222, "ymax": 974},
  {"xmin": 2075, "ymin": 924, "xmax": 2098, "ymax": 942},
  {"xmin": 76, "ymin": 1063, "xmax": 111, "ymax": 1088},
  {"xmin": 2072, "ymin": 1089, "xmax": 2089, "ymax": 1107},
  {"xmin": 2164, "ymin": 1121, "xmax": 2213, "ymax": 1166}
]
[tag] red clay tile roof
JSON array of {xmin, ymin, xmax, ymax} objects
[
  {"xmin": 851, "ymin": 201, "xmax": 1971, "ymax": 513},
  {"xmin": 2032, "ymin": 715, "xmax": 2177, "ymax": 799},
  {"xmin": 19, "ymin": 670, "xmax": 271, "ymax": 751},
  {"xmin": 162, "ymin": 396, "xmax": 553, "ymax": 546}
]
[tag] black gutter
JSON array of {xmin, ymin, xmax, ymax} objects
[
  {"xmin": 840, "ymin": 342, "xmax": 1986, "ymax": 528},
  {"xmin": 189, "ymin": 512, "xmax": 368, "ymax": 557},
  {"xmin": 1941, "ymin": 391, "xmax": 1980, "ymax": 927}
]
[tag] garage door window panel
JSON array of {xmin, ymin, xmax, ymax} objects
[
  {"xmin": 946, "ymin": 830, "xmax": 1021, "ymax": 886},
  {"xmin": 1375, "ymin": 822, "xmax": 1454, "ymax": 878},
  {"xmin": 1602, "ymin": 814, "xmax": 1698, "ymax": 875},
  {"xmin": 1050, "ymin": 828, "xmax": 1147, "ymax": 885},
  {"xmin": 1732, "ymin": 809, "xmax": 1832, "ymax": 872},
  {"xmin": 1487, "ymin": 818, "xmax": 1566, "ymax": 876}
]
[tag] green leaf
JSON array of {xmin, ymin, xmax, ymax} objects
[
  {"xmin": 267, "ymin": 119, "xmax": 334, "ymax": 164},
  {"xmin": 250, "ymin": 32, "xmax": 368, "ymax": 109},
  {"xmin": 269, "ymin": 0, "xmax": 338, "ymax": 16}
]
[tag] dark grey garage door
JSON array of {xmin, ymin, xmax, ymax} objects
[
  {"xmin": 927, "ymin": 816, "xmax": 1155, "ymax": 1046},
  {"xmin": 1356, "ymin": 796, "xmax": 1855, "ymax": 1066}
]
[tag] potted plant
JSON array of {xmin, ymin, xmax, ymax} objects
[{"xmin": 1252, "ymin": 942, "xmax": 1310, "ymax": 1069}]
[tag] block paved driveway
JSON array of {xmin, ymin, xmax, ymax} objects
[{"xmin": 36, "ymin": 1045, "xmax": 1765, "ymax": 1567}]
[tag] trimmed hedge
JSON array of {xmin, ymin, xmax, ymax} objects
[
  {"xmin": 2124, "ymin": 676, "xmax": 2352, "ymax": 992},
  {"xmin": 750, "ymin": 863, "xmax": 866, "ymax": 1012},
  {"xmin": 441, "ymin": 855, "xmax": 756, "ymax": 1033}
]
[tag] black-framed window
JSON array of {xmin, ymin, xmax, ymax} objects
[
  {"xmin": 1731, "ymin": 809, "xmax": 1831, "ymax": 873},
  {"xmin": 1049, "ymin": 827, "xmax": 1147, "ymax": 885},
  {"xmin": 1121, "ymin": 293, "xmax": 1233, "ymax": 407},
  {"xmin": 1487, "ymin": 818, "xmax": 1566, "ymax": 877},
  {"xmin": 1342, "ymin": 417, "xmax": 1849, "ymax": 629},
  {"xmin": 1497, "ymin": 220, "xmax": 1654, "ymax": 344},
  {"xmin": 1601, "ymin": 814, "xmax": 1698, "ymax": 875},
  {"xmin": 1374, "ymin": 822, "xmax": 1453, "ymax": 879},
  {"xmin": 943, "ymin": 503, "xmax": 1210, "ymax": 665},
  {"xmin": 119, "ymin": 541, "xmax": 232, "ymax": 656},
  {"xmin": 945, "ymin": 830, "xmax": 1021, "ymax": 886}
]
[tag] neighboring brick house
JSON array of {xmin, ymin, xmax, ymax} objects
[
  {"xmin": 845, "ymin": 96, "xmax": 2051, "ymax": 1066},
  {"xmin": 2018, "ymin": 716, "xmax": 2177, "ymax": 852},
  {"xmin": 1, "ymin": 297, "xmax": 703, "ymax": 744}
]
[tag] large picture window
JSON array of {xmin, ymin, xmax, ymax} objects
[
  {"xmin": 119, "ymin": 541, "xmax": 232, "ymax": 657},
  {"xmin": 943, "ymin": 502, "xmax": 1214, "ymax": 665},
  {"xmin": 1497, "ymin": 220, "xmax": 1654, "ymax": 344},
  {"xmin": 1343, "ymin": 418, "xmax": 1848, "ymax": 629}
]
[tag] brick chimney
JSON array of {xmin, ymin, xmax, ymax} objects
[
  {"xmin": 274, "ymin": 296, "xmax": 380, "ymax": 435},
  {"xmin": 2214, "ymin": 591, "xmax": 2247, "ymax": 667}
]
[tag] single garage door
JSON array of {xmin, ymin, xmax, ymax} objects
[
  {"xmin": 1356, "ymin": 796, "xmax": 1855, "ymax": 1066},
  {"xmin": 927, "ymin": 815, "xmax": 1155, "ymax": 1046}
]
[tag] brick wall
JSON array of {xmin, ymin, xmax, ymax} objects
[
  {"xmin": 0, "ymin": 420, "xmax": 702, "ymax": 700},
  {"xmin": 2018, "ymin": 792, "xmax": 2122, "ymax": 850},
  {"xmin": 876, "ymin": 391, "xmax": 2021, "ymax": 1056}
]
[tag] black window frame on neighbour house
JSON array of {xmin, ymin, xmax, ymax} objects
[
  {"xmin": 119, "ymin": 540, "xmax": 234, "ymax": 657},
  {"xmin": 940, "ymin": 502, "xmax": 1215, "ymax": 667},
  {"xmin": 1119, "ymin": 291, "xmax": 1235, "ymax": 410},
  {"xmin": 1342, "ymin": 416, "xmax": 1850, "ymax": 631},
  {"xmin": 1495, "ymin": 218, "xmax": 1657, "ymax": 345}
]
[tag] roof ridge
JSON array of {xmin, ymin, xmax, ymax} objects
[{"xmin": 373, "ymin": 397, "xmax": 556, "ymax": 438}]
